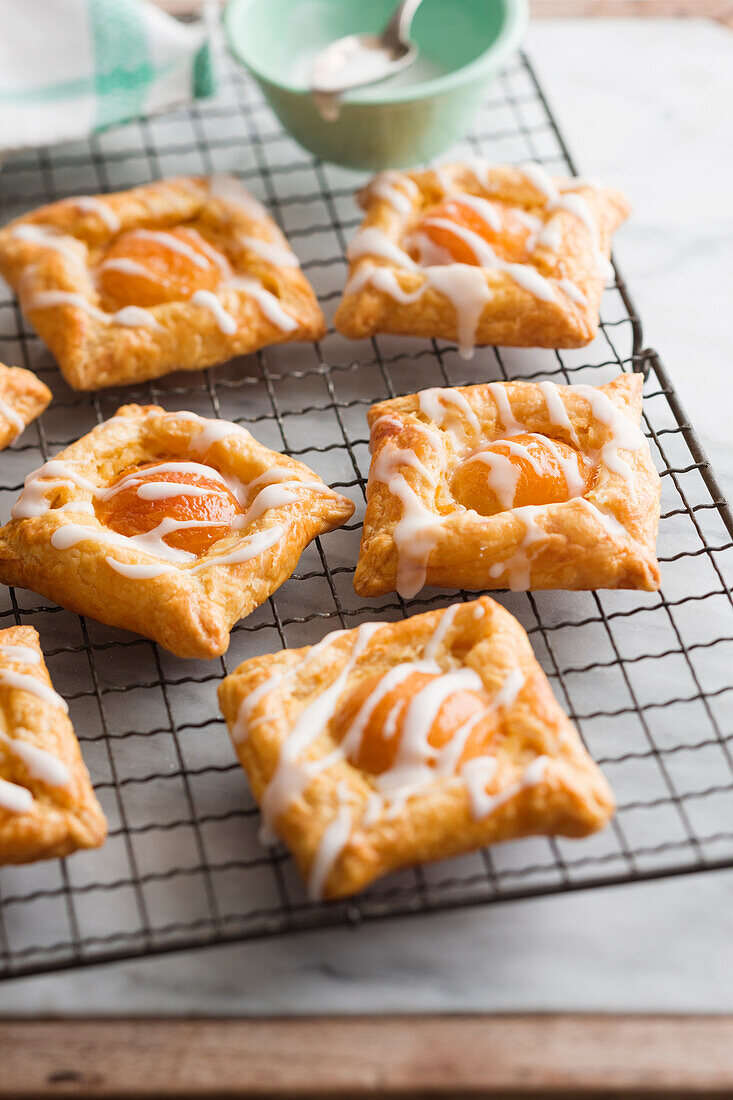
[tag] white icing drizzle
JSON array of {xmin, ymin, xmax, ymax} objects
[
  {"xmin": 418, "ymin": 387, "xmax": 481, "ymax": 440},
  {"xmin": 417, "ymin": 216, "xmax": 497, "ymax": 266},
  {"xmin": 367, "ymin": 171, "xmax": 420, "ymax": 217},
  {"xmin": 0, "ymin": 645, "xmax": 40, "ymax": 666},
  {"xmin": 377, "ymin": 377, "xmax": 636, "ymax": 594},
  {"xmin": 463, "ymin": 432, "xmax": 586, "ymax": 511},
  {"xmin": 537, "ymin": 220, "xmax": 563, "ymax": 252},
  {"xmin": 570, "ymin": 384, "xmax": 646, "ymax": 488},
  {"xmin": 370, "ymin": 440, "xmax": 437, "ymax": 489},
  {"xmin": 233, "ymin": 605, "xmax": 535, "ymax": 897},
  {"xmin": 72, "ymin": 196, "xmax": 120, "ymax": 232},
  {"xmin": 448, "ymin": 192, "xmax": 503, "ymax": 231},
  {"xmin": 434, "ymin": 164, "xmax": 457, "ymax": 194},
  {"xmin": 347, "ymin": 227, "xmax": 418, "ymax": 270},
  {"xmin": 208, "ymin": 175, "xmax": 268, "ymax": 221},
  {"xmin": 24, "ymin": 290, "xmax": 162, "ymax": 331},
  {"xmin": 188, "ymin": 524, "xmax": 284, "ymax": 573},
  {"xmin": 489, "ymin": 504, "xmax": 550, "ymax": 591},
  {"xmin": 226, "ymin": 276, "xmax": 299, "ymax": 332},
  {"xmin": 375, "ymin": 667, "xmax": 484, "ymax": 794},
  {"xmin": 13, "ymin": 452, "xmax": 246, "ymax": 523},
  {"xmin": 409, "ymin": 215, "xmax": 556, "ymax": 307},
  {"xmin": 58, "ymin": 499, "xmax": 95, "ymax": 515},
  {"xmin": 405, "ymin": 232, "xmax": 454, "ymax": 267},
  {"xmin": 339, "ymin": 661, "xmax": 435, "ymax": 768},
  {"xmin": 574, "ymin": 496, "xmax": 627, "ymax": 538},
  {"xmin": 239, "ymin": 235, "xmax": 299, "ymax": 268},
  {"xmin": 113, "ymin": 305, "xmax": 163, "ymax": 329},
  {"xmin": 231, "ymin": 630, "xmax": 351, "ymax": 746},
  {"xmin": 68, "ymin": 518, "xmax": 283, "ymax": 579},
  {"xmin": 105, "ymin": 559, "xmax": 170, "ymax": 580},
  {"xmin": 0, "ymin": 396, "xmax": 25, "ymax": 436},
  {"xmin": 12, "ymin": 459, "xmax": 99, "ymax": 520},
  {"xmin": 486, "ymin": 382, "xmax": 523, "ymax": 435},
  {"xmin": 259, "ymin": 623, "xmax": 383, "ymax": 828},
  {"xmin": 0, "ymin": 776, "xmax": 33, "ymax": 814},
  {"xmin": 516, "ymin": 162, "xmax": 557, "ymax": 201},
  {"xmin": 462, "ymin": 159, "xmax": 610, "ymax": 276},
  {"xmin": 307, "ymin": 795, "xmax": 353, "ymax": 900},
  {"xmin": 462, "ymin": 447, "xmax": 521, "ymax": 511},
  {"xmin": 369, "ymin": 416, "xmax": 448, "ymax": 598},
  {"xmin": 99, "ymin": 460, "xmax": 233, "ymax": 502},
  {"xmin": 384, "ymin": 475, "xmax": 443, "ymax": 600},
  {"xmin": 516, "ymin": 163, "xmax": 610, "ymax": 276},
  {"xmin": 559, "ymin": 277, "xmax": 588, "ymax": 306},
  {"xmin": 11, "ymin": 224, "xmax": 85, "ymax": 266},
  {"xmin": 98, "ymin": 256, "xmax": 169, "ymax": 281},
  {"xmin": 244, "ymin": 479, "xmax": 336, "ymax": 526},
  {"xmin": 0, "ymin": 667, "xmax": 68, "ymax": 713},
  {"xmin": 463, "ymin": 753, "xmax": 549, "ymax": 820},
  {"xmin": 537, "ymin": 380, "xmax": 581, "ymax": 446},
  {"xmin": 422, "ymin": 603, "xmax": 460, "ymax": 659},
  {"xmin": 169, "ymin": 412, "xmax": 249, "ymax": 458},
  {"xmin": 0, "ymin": 733, "xmax": 70, "ymax": 787},
  {"xmin": 423, "ymin": 266, "xmax": 493, "ymax": 359},
  {"xmin": 190, "ymin": 289, "xmax": 237, "ymax": 334},
  {"xmin": 502, "ymin": 262, "xmax": 555, "ymax": 302},
  {"xmin": 192, "ymin": 234, "xmax": 231, "ymax": 275},
  {"xmin": 536, "ymin": 434, "xmax": 587, "ymax": 498},
  {"xmin": 51, "ymin": 519, "xmax": 199, "ymax": 564},
  {"xmin": 136, "ymin": 483, "xmax": 226, "ymax": 502},
  {"xmin": 13, "ymin": 427, "xmax": 291, "ymax": 580},
  {"xmin": 127, "ymin": 228, "xmax": 212, "ymax": 270}
]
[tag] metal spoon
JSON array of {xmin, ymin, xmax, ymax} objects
[{"xmin": 310, "ymin": 0, "xmax": 425, "ymax": 119}]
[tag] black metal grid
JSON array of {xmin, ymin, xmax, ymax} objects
[{"xmin": 0, "ymin": 46, "xmax": 731, "ymax": 983}]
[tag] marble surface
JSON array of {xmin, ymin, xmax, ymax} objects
[{"xmin": 2, "ymin": 17, "xmax": 732, "ymax": 1015}]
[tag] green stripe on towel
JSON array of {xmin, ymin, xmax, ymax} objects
[{"xmin": 88, "ymin": 0, "xmax": 152, "ymax": 129}]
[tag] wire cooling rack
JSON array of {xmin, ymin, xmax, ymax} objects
[{"xmin": 0, "ymin": 49, "xmax": 731, "ymax": 982}]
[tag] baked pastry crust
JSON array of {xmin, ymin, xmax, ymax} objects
[
  {"xmin": 218, "ymin": 597, "xmax": 614, "ymax": 899},
  {"xmin": 354, "ymin": 372, "xmax": 660, "ymax": 598},
  {"xmin": 334, "ymin": 162, "xmax": 630, "ymax": 353},
  {"xmin": 0, "ymin": 625, "xmax": 106, "ymax": 863},
  {"xmin": 0, "ymin": 406, "xmax": 354, "ymax": 659},
  {"xmin": 0, "ymin": 362, "xmax": 51, "ymax": 450},
  {"xmin": 0, "ymin": 175, "xmax": 325, "ymax": 390}
]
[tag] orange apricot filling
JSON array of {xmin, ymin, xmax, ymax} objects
[
  {"xmin": 333, "ymin": 670, "xmax": 500, "ymax": 776},
  {"xmin": 97, "ymin": 226, "xmax": 228, "ymax": 310},
  {"xmin": 97, "ymin": 462, "xmax": 243, "ymax": 556},
  {"xmin": 408, "ymin": 197, "xmax": 534, "ymax": 266},
  {"xmin": 451, "ymin": 433, "xmax": 594, "ymax": 516}
]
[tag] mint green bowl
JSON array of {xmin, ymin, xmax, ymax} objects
[{"xmin": 223, "ymin": 0, "xmax": 528, "ymax": 170}]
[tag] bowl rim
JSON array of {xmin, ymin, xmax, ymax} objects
[{"xmin": 223, "ymin": 0, "xmax": 528, "ymax": 104}]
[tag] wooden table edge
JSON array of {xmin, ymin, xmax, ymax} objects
[{"xmin": 1, "ymin": 1014, "xmax": 733, "ymax": 1097}]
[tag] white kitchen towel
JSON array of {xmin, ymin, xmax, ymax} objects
[{"xmin": 0, "ymin": 0, "xmax": 214, "ymax": 155}]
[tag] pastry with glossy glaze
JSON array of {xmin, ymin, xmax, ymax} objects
[
  {"xmin": 334, "ymin": 162, "xmax": 629, "ymax": 356},
  {"xmin": 0, "ymin": 625, "xmax": 106, "ymax": 863},
  {"xmin": 0, "ymin": 406, "xmax": 354, "ymax": 658},
  {"xmin": 0, "ymin": 176, "xmax": 325, "ymax": 390},
  {"xmin": 218, "ymin": 598, "xmax": 614, "ymax": 899},
  {"xmin": 354, "ymin": 372, "xmax": 660, "ymax": 598}
]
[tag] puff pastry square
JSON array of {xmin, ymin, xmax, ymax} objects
[
  {"xmin": 0, "ymin": 362, "xmax": 51, "ymax": 450},
  {"xmin": 0, "ymin": 625, "xmax": 106, "ymax": 863},
  {"xmin": 334, "ymin": 161, "xmax": 630, "ymax": 355},
  {"xmin": 218, "ymin": 597, "xmax": 614, "ymax": 899},
  {"xmin": 0, "ymin": 406, "xmax": 354, "ymax": 659},
  {"xmin": 0, "ymin": 175, "xmax": 325, "ymax": 391},
  {"xmin": 354, "ymin": 372, "xmax": 660, "ymax": 598}
]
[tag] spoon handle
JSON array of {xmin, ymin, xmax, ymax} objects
[{"xmin": 380, "ymin": 0, "xmax": 426, "ymax": 52}]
